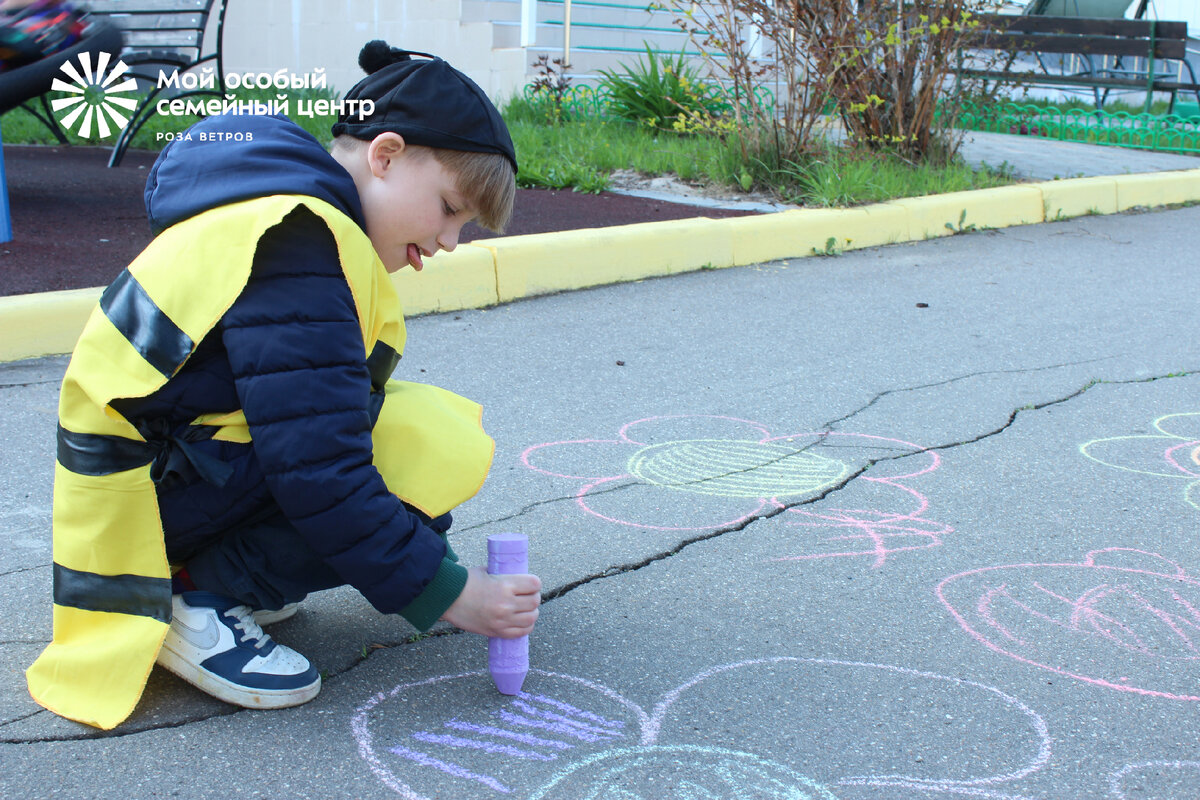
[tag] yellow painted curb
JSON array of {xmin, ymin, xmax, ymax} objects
[
  {"xmin": 1113, "ymin": 169, "xmax": 1200, "ymax": 211},
  {"xmin": 889, "ymin": 185, "xmax": 1045, "ymax": 240},
  {"xmin": 480, "ymin": 217, "xmax": 734, "ymax": 304},
  {"xmin": 5, "ymin": 169, "xmax": 1200, "ymax": 364},
  {"xmin": 721, "ymin": 203, "xmax": 910, "ymax": 265},
  {"xmin": 391, "ymin": 244, "xmax": 499, "ymax": 316},
  {"xmin": 0, "ymin": 287, "xmax": 100, "ymax": 363},
  {"xmin": 1039, "ymin": 175, "xmax": 1119, "ymax": 220}
]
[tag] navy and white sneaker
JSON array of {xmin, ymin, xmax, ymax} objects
[{"xmin": 157, "ymin": 592, "xmax": 321, "ymax": 709}]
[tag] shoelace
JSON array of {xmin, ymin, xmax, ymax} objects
[{"xmin": 226, "ymin": 606, "xmax": 272, "ymax": 650}]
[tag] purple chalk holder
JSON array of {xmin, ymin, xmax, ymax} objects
[{"xmin": 487, "ymin": 532, "xmax": 529, "ymax": 695}]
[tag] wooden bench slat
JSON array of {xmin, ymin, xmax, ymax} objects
[
  {"xmin": 956, "ymin": 11, "xmax": 1199, "ymax": 109},
  {"xmin": 961, "ymin": 69, "xmax": 1200, "ymax": 93},
  {"xmin": 973, "ymin": 13, "xmax": 1188, "ymax": 40},
  {"xmin": 100, "ymin": 14, "xmax": 206, "ymax": 33},
  {"xmin": 119, "ymin": 30, "xmax": 203, "ymax": 49},
  {"xmin": 88, "ymin": 0, "xmax": 209, "ymax": 12},
  {"xmin": 963, "ymin": 31, "xmax": 1188, "ymax": 60}
]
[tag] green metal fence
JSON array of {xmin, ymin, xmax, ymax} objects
[{"xmin": 955, "ymin": 99, "xmax": 1200, "ymax": 154}]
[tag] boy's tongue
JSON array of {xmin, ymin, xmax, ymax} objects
[{"xmin": 407, "ymin": 243, "xmax": 424, "ymax": 271}]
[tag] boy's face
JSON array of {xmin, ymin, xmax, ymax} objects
[{"xmin": 355, "ymin": 134, "xmax": 477, "ymax": 274}]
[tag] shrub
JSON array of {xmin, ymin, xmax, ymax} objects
[
  {"xmin": 659, "ymin": 0, "xmax": 998, "ymax": 164},
  {"xmin": 596, "ymin": 44, "xmax": 727, "ymax": 131}
]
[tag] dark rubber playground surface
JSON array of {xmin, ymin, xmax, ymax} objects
[{"xmin": 0, "ymin": 144, "xmax": 756, "ymax": 297}]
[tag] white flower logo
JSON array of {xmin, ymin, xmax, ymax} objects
[{"xmin": 50, "ymin": 51, "xmax": 138, "ymax": 139}]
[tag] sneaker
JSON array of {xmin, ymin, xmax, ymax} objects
[
  {"xmin": 251, "ymin": 602, "xmax": 300, "ymax": 626},
  {"xmin": 157, "ymin": 592, "xmax": 321, "ymax": 709}
]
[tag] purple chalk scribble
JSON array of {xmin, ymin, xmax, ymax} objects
[
  {"xmin": 388, "ymin": 744, "xmax": 510, "ymax": 794},
  {"xmin": 519, "ymin": 692, "xmax": 627, "ymax": 729},
  {"xmin": 410, "ymin": 732, "xmax": 557, "ymax": 761},
  {"xmin": 444, "ymin": 720, "xmax": 574, "ymax": 750},
  {"xmin": 496, "ymin": 709, "xmax": 616, "ymax": 742},
  {"xmin": 511, "ymin": 699, "xmax": 625, "ymax": 738}
]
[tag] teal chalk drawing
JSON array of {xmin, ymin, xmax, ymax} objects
[
  {"xmin": 351, "ymin": 659, "xmax": 1051, "ymax": 799},
  {"xmin": 1081, "ymin": 412, "xmax": 1200, "ymax": 511},
  {"xmin": 525, "ymin": 745, "xmax": 837, "ymax": 800}
]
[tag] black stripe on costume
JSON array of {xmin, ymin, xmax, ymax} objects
[
  {"xmin": 53, "ymin": 563, "xmax": 172, "ymax": 624},
  {"xmin": 57, "ymin": 424, "xmax": 156, "ymax": 476},
  {"xmin": 366, "ymin": 340, "xmax": 401, "ymax": 391},
  {"xmin": 100, "ymin": 269, "xmax": 193, "ymax": 377}
]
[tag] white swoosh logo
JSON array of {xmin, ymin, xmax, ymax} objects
[{"xmin": 174, "ymin": 611, "xmax": 222, "ymax": 650}]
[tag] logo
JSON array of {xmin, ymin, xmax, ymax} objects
[
  {"xmin": 50, "ymin": 51, "xmax": 138, "ymax": 139},
  {"xmin": 173, "ymin": 611, "xmax": 222, "ymax": 651}
]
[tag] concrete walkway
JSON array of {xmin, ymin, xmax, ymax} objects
[
  {"xmin": 959, "ymin": 129, "xmax": 1200, "ymax": 180},
  {"xmin": 2, "ymin": 133, "xmax": 1200, "ymax": 798}
]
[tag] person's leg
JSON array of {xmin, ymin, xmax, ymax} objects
[
  {"xmin": 158, "ymin": 502, "xmax": 454, "ymax": 709},
  {"xmin": 180, "ymin": 509, "xmax": 344, "ymax": 613},
  {"xmin": 158, "ymin": 509, "xmax": 330, "ymax": 709},
  {"xmin": 174, "ymin": 505, "xmax": 452, "ymax": 610}
]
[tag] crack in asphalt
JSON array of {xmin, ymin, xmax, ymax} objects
[
  {"xmin": 0, "ymin": 709, "xmax": 47, "ymax": 729},
  {"xmin": 467, "ymin": 357, "xmax": 1119, "ymax": 533},
  {"xmin": 9, "ymin": 367, "xmax": 1197, "ymax": 743},
  {"xmin": 821, "ymin": 356, "xmax": 1116, "ymax": 431},
  {"xmin": 458, "ymin": 479, "xmax": 638, "ymax": 533},
  {"xmin": 0, "ymin": 563, "xmax": 49, "ymax": 579},
  {"xmin": 0, "ymin": 379, "xmax": 59, "ymax": 390}
]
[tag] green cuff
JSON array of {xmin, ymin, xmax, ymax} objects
[
  {"xmin": 442, "ymin": 532, "xmax": 460, "ymax": 563},
  {"xmin": 399, "ymin": 557, "xmax": 469, "ymax": 632}
]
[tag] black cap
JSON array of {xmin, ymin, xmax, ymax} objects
[{"xmin": 331, "ymin": 41, "xmax": 518, "ymax": 173}]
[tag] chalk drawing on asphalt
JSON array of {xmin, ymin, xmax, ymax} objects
[
  {"xmin": 522, "ymin": 415, "xmax": 951, "ymax": 565},
  {"xmin": 1080, "ymin": 412, "xmax": 1200, "ymax": 511},
  {"xmin": 351, "ymin": 658, "xmax": 1051, "ymax": 800},
  {"xmin": 938, "ymin": 548, "xmax": 1200, "ymax": 700},
  {"xmin": 1109, "ymin": 760, "xmax": 1200, "ymax": 799}
]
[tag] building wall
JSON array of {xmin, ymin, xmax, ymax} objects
[{"xmin": 219, "ymin": 0, "xmax": 527, "ymax": 100}]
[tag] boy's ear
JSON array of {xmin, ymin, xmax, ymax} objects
[{"xmin": 366, "ymin": 132, "xmax": 407, "ymax": 177}]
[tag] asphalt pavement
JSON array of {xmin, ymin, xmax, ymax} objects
[{"xmin": 3, "ymin": 195, "xmax": 1200, "ymax": 798}]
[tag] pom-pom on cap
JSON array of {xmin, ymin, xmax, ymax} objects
[
  {"xmin": 331, "ymin": 40, "xmax": 517, "ymax": 173},
  {"xmin": 358, "ymin": 40, "xmax": 416, "ymax": 73}
]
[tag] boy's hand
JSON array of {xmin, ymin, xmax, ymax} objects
[{"xmin": 440, "ymin": 566, "xmax": 541, "ymax": 639}]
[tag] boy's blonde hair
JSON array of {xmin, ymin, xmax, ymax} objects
[{"xmin": 334, "ymin": 135, "xmax": 515, "ymax": 233}]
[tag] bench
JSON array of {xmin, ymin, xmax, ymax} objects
[
  {"xmin": 87, "ymin": 0, "xmax": 231, "ymax": 166},
  {"xmin": 957, "ymin": 13, "xmax": 1200, "ymax": 115}
]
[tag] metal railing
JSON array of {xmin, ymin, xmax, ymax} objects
[
  {"xmin": 955, "ymin": 98, "xmax": 1200, "ymax": 153},
  {"xmin": 521, "ymin": 0, "xmax": 695, "ymax": 64}
]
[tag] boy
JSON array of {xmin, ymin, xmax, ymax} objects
[{"xmin": 26, "ymin": 41, "xmax": 541, "ymax": 730}]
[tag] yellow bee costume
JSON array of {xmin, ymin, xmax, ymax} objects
[{"xmin": 26, "ymin": 117, "xmax": 494, "ymax": 729}]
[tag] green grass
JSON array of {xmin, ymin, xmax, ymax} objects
[
  {"xmin": 508, "ymin": 105, "xmax": 1018, "ymax": 206},
  {"xmin": 776, "ymin": 144, "xmax": 1016, "ymax": 207},
  {"xmin": 508, "ymin": 115, "xmax": 731, "ymax": 193}
]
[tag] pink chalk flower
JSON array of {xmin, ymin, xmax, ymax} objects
[{"xmin": 522, "ymin": 415, "xmax": 952, "ymax": 565}]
